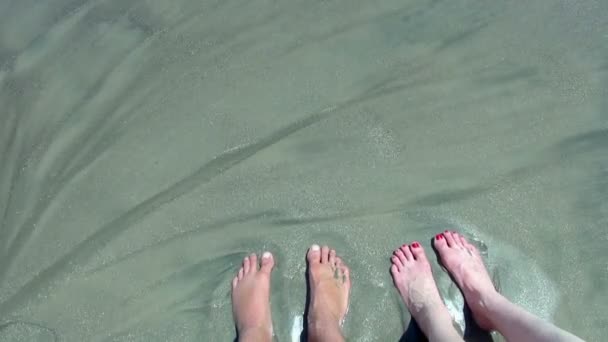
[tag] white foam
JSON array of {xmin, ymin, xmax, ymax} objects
[{"xmin": 290, "ymin": 315, "xmax": 303, "ymax": 342}]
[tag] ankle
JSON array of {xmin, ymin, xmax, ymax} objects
[
  {"xmin": 238, "ymin": 327, "xmax": 272, "ymax": 342},
  {"xmin": 480, "ymin": 288, "xmax": 502, "ymax": 308},
  {"xmin": 414, "ymin": 306, "xmax": 456, "ymax": 338},
  {"xmin": 307, "ymin": 317, "xmax": 341, "ymax": 332},
  {"xmin": 464, "ymin": 284, "xmax": 499, "ymax": 309},
  {"xmin": 426, "ymin": 325, "xmax": 463, "ymax": 342},
  {"xmin": 475, "ymin": 290, "xmax": 506, "ymax": 326},
  {"xmin": 307, "ymin": 322, "xmax": 344, "ymax": 342},
  {"xmin": 479, "ymin": 291, "xmax": 509, "ymax": 314},
  {"xmin": 307, "ymin": 314, "xmax": 343, "ymax": 341}
]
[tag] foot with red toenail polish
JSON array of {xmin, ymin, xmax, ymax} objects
[
  {"xmin": 390, "ymin": 243, "xmax": 463, "ymax": 341},
  {"xmin": 433, "ymin": 230, "xmax": 498, "ymax": 331}
]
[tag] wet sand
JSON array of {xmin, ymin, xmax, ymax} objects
[{"xmin": 0, "ymin": 0, "xmax": 607, "ymax": 341}]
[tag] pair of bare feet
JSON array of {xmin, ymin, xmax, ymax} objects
[
  {"xmin": 390, "ymin": 231, "xmax": 496, "ymax": 341},
  {"xmin": 231, "ymin": 245, "xmax": 350, "ymax": 341}
]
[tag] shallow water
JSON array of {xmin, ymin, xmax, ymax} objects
[{"xmin": 0, "ymin": 0, "xmax": 607, "ymax": 341}]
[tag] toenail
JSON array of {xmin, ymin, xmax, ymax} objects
[
  {"xmin": 436, "ymin": 234, "xmax": 443, "ymax": 240},
  {"xmin": 311, "ymin": 244, "xmax": 320, "ymax": 251},
  {"xmin": 412, "ymin": 242, "xmax": 420, "ymax": 248},
  {"xmin": 262, "ymin": 252, "xmax": 272, "ymax": 258}
]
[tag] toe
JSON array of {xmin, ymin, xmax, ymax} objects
[
  {"xmin": 243, "ymin": 256, "xmax": 251, "ymax": 274},
  {"xmin": 433, "ymin": 233, "xmax": 448, "ymax": 249},
  {"xmin": 335, "ymin": 256, "xmax": 343, "ymax": 267},
  {"xmin": 329, "ymin": 249, "xmax": 336, "ymax": 264},
  {"xmin": 400, "ymin": 244, "xmax": 414, "ymax": 261},
  {"xmin": 409, "ymin": 242, "xmax": 427, "ymax": 261},
  {"xmin": 260, "ymin": 251, "xmax": 275, "ymax": 274},
  {"xmin": 391, "ymin": 255, "xmax": 403, "ymax": 270},
  {"xmin": 321, "ymin": 245, "xmax": 330, "ymax": 263},
  {"xmin": 249, "ymin": 253, "xmax": 258, "ymax": 273},
  {"xmin": 390, "ymin": 264, "xmax": 399, "ymax": 278},
  {"xmin": 451, "ymin": 232, "xmax": 464, "ymax": 247},
  {"xmin": 458, "ymin": 233, "xmax": 468, "ymax": 246},
  {"xmin": 395, "ymin": 248, "xmax": 407, "ymax": 265},
  {"xmin": 232, "ymin": 276, "xmax": 238, "ymax": 289},
  {"xmin": 443, "ymin": 230, "xmax": 456, "ymax": 247},
  {"xmin": 341, "ymin": 265, "xmax": 351, "ymax": 284},
  {"xmin": 238, "ymin": 267, "xmax": 244, "ymax": 280},
  {"xmin": 307, "ymin": 244, "xmax": 321, "ymax": 264}
]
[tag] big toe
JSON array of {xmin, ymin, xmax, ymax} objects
[
  {"xmin": 433, "ymin": 232, "xmax": 448, "ymax": 250},
  {"xmin": 409, "ymin": 242, "xmax": 428, "ymax": 262},
  {"xmin": 307, "ymin": 244, "xmax": 321, "ymax": 264},
  {"xmin": 260, "ymin": 251, "xmax": 275, "ymax": 274}
]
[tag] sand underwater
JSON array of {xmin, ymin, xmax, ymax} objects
[{"xmin": 0, "ymin": 0, "xmax": 607, "ymax": 341}]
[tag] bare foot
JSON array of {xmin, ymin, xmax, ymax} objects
[
  {"xmin": 434, "ymin": 231, "xmax": 497, "ymax": 331},
  {"xmin": 306, "ymin": 245, "xmax": 351, "ymax": 341},
  {"xmin": 231, "ymin": 252, "xmax": 275, "ymax": 342},
  {"xmin": 390, "ymin": 242, "xmax": 462, "ymax": 341}
]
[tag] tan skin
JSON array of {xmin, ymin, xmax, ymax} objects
[{"xmin": 231, "ymin": 245, "xmax": 350, "ymax": 342}]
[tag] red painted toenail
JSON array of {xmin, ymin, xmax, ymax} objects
[
  {"xmin": 412, "ymin": 242, "xmax": 420, "ymax": 248},
  {"xmin": 436, "ymin": 234, "xmax": 444, "ymax": 240}
]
